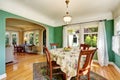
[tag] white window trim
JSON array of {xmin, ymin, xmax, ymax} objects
[
  {"xmin": 83, "ymin": 26, "xmax": 98, "ymax": 47},
  {"xmin": 6, "ymin": 31, "xmax": 19, "ymax": 45},
  {"xmin": 11, "ymin": 32, "xmax": 19, "ymax": 45},
  {"xmin": 80, "ymin": 22, "xmax": 98, "ymax": 44},
  {"xmin": 24, "ymin": 30, "xmax": 39, "ymax": 46}
]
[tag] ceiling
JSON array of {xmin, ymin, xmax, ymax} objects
[
  {"xmin": 6, "ymin": 18, "xmax": 45, "ymax": 30},
  {"xmin": 1, "ymin": 0, "xmax": 120, "ymax": 26}
]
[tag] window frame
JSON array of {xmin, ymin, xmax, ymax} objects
[
  {"xmin": 5, "ymin": 31, "xmax": 19, "ymax": 45},
  {"xmin": 24, "ymin": 30, "xmax": 39, "ymax": 46},
  {"xmin": 83, "ymin": 26, "xmax": 98, "ymax": 47}
]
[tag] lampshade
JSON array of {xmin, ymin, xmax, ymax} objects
[
  {"xmin": 63, "ymin": 12, "xmax": 72, "ymax": 24},
  {"xmin": 63, "ymin": 0, "xmax": 72, "ymax": 24}
]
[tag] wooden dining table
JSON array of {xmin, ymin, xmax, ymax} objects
[
  {"xmin": 14, "ymin": 45, "xmax": 25, "ymax": 53},
  {"xmin": 50, "ymin": 47, "xmax": 84, "ymax": 80}
]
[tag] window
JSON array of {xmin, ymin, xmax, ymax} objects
[
  {"xmin": 29, "ymin": 32, "xmax": 34, "ymax": 45},
  {"xmin": 84, "ymin": 27, "xmax": 98, "ymax": 47},
  {"xmin": 12, "ymin": 33, "xmax": 18, "ymax": 44},
  {"xmin": 67, "ymin": 29, "xmax": 80, "ymax": 47},
  {"xmin": 5, "ymin": 31, "xmax": 18, "ymax": 45},
  {"xmin": 64, "ymin": 24, "xmax": 98, "ymax": 48},
  {"xmin": 5, "ymin": 32, "xmax": 10, "ymax": 45},
  {"xmin": 35, "ymin": 32, "xmax": 39, "ymax": 46},
  {"xmin": 24, "ymin": 30, "xmax": 39, "ymax": 46}
]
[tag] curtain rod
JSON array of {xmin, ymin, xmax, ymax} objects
[{"xmin": 62, "ymin": 19, "xmax": 106, "ymax": 27}]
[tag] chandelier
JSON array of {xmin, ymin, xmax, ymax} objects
[{"xmin": 63, "ymin": 0, "xmax": 72, "ymax": 24}]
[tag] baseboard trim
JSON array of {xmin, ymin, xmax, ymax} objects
[
  {"xmin": 0, "ymin": 73, "xmax": 6, "ymax": 80},
  {"xmin": 93, "ymin": 60, "xmax": 120, "ymax": 73},
  {"xmin": 109, "ymin": 62, "xmax": 120, "ymax": 73}
]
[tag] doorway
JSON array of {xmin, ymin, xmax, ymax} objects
[
  {"xmin": 6, "ymin": 18, "xmax": 46, "ymax": 56},
  {"xmin": 43, "ymin": 30, "xmax": 46, "ymax": 47}
]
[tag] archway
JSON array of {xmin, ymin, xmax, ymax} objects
[{"xmin": 5, "ymin": 18, "xmax": 47, "ymax": 55}]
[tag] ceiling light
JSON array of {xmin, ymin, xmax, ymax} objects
[{"xmin": 63, "ymin": 0, "xmax": 72, "ymax": 24}]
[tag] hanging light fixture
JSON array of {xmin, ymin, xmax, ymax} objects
[{"xmin": 63, "ymin": 0, "xmax": 72, "ymax": 24}]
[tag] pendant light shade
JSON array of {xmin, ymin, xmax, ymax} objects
[
  {"xmin": 63, "ymin": 0, "xmax": 72, "ymax": 24},
  {"xmin": 63, "ymin": 12, "xmax": 72, "ymax": 24}
]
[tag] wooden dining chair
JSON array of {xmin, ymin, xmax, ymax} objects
[
  {"xmin": 50, "ymin": 43, "xmax": 58, "ymax": 49},
  {"xmin": 76, "ymin": 48, "xmax": 97, "ymax": 80},
  {"xmin": 44, "ymin": 47, "xmax": 66, "ymax": 80},
  {"xmin": 80, "ymin": 44, "xmax": 90, "ymax": 50}
]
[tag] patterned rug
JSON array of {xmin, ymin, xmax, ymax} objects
[{"xmin": 33, "ymin": 62, "xmax": 107, "ymax": 80}]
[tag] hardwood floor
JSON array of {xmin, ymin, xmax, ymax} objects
[
  {"xmin": 91, "ymin": 62, "xmax": 120, "ymax": 80},
  {"xmin": 5, "ymin": 53, "xmax": 120, "ymax": 80},
  {"xmin": 6, "ymin": 53, "xmax": 46, "ymax": 80}
]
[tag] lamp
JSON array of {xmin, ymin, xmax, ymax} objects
[{"xmin": 63, "ymin": 0, "xmax": 72, "ymax": 24}]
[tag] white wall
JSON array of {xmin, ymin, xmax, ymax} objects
[
  {"xmin": 113, "ymin": 4, "xmax": 120, "ymax": 35},
  {"xmin": 113, "ymin": 4, "xmax": 120, "ymax": 19},
  {"xmin": 73, "ymin": 12, "xmax": 113, "ymax": 23}
]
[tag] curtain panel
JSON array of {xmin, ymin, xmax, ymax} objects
[{"xmin": 97, "ymin": 21, "xmax": 109, "ymax": 66}]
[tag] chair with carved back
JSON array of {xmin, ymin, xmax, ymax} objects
[
  {"xmin": 44, "ymin": 47, "xmax": 66, "ymax": 80},
  {"xmin": 80, "ymin": 44, "xmax": 90, "ymax": 50},
  {"xmin": 76, "ymin": 48, "xmax": 97, "ymax": 80},
  {"xmin": 50, "ymin": 43, "xmax": 58, "ymax": 49}
]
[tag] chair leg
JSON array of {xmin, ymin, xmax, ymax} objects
[
  {"xmin": 76, "ymin": 75, "xmax": 80, "ymax": 80},
  {"xmin": 46, "ymin": 69, "xmax": 48, "ymax": 75},
  {"xmin": 87, "ymin": 70, "xmax": 90, "ymax": 80},
  {"xmin": 50, "ymin": 75, "xmax": 52, "ymax": 80},
  {"xmin": 50, "ymin": 71, "xmax": 52, "ymax": 80},
  {"xmin": 63, "ymin": 73, "xmax": 67, "ymax": 80}
]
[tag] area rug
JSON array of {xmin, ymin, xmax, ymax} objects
[{"xmin": 33, "ymin": 62, "xmax": 107, "ymax": 80}]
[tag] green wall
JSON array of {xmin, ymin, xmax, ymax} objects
[
  {"xmin": 115, "ymin": 54, "xmax": 120, "ymax": 68},
  {"xmin": 54, "ymin": 26, "xmax": 63, "ymax": 48},
  {"xmin": 47, "ymin": 25, "xmax": 54, "ymax": 48},
  {"xmin": 0, "ymin": 12, "xmax": 6, "ymax": 75},
  {"xmin": 0, "ymin": 10, "xmax": 54, "ymax": 75},
  {"xmin": 105, "ymin": 20, "xmax": 115, "ymax": 62}
]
